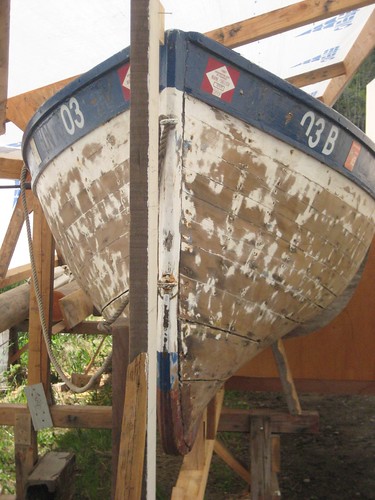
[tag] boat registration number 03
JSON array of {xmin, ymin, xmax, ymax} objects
[
  {"xmin": 60, "ymin": 97, "xmax": 85, "ymax": 136},
  {"xmin": 300, "ymin": 110, "xmax": 339, "ymax": 156}
]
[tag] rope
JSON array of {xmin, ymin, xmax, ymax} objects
[
  {"xmin": 21, "ymin": 165, "xmax": 114, "ymax": 393},
  {"xmin": 98, "ymin": 292, "xmax": 129, "ymax": 333},
  {"xmin": 20, "ymin": 114, "xmax": 178, "ymax": 393},
  {"xmin": 159, "ymin": 115, "xmax": 178, "ymax": 167}
]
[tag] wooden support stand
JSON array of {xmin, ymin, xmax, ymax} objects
[
  {"xmin": 14, "ymin": 413, "xmax": 37, "ymax": 499},
  {"xmin": 25, "ymin": 451, "xmax": 75, "ymax": 499},
  {"xmin": 172, "ymin": 340, "xmax": 319, "ymax": 499},
  {"xmin": 115, "ymin": 353, "xmax": 148, "ymax": 500},
  {"xmin": 172, "ymin": 389, "xmax": 224, "ymax": 499}
]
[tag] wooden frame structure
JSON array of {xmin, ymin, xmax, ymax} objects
[{"xmin": 0, "ymin": 1, "xmax": 374, "ymax": 498}]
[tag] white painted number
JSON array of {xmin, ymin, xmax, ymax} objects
[
  {"xmin": 300, "ymin": 111, "xmax": 338, "ymax": 156},
  {"xmin": 60, "ymin": 97, "xmax": 85, "ymax": 135}
]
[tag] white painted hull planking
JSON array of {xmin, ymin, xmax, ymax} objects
[{"xmin": 23, "ymin": 31, "xmax": 375, "ymax": 454}]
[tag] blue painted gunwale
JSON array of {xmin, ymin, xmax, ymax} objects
[{"xmin": 23, "ymin": 30, "xmax": 375, "ymax": 199}]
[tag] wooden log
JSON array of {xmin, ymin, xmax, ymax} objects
[
  {"xmin": 0, "ymin": 283, "xmax": 30, "ymax": 332},
  {"xmin": 0, "ymin": 267, "xmax": 73, "ymax": 333}
]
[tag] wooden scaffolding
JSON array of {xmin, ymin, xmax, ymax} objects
[{"xmin": 0, "ymin": 1, "xmax": 374, "ymax": 498}]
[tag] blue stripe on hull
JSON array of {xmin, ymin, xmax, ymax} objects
[
  {"xmin": 23, "ymin": 30, "xmax": 375, "ymax": 199},
  {"xmin": 157, "ymin": 351, "xmax": 178, "ymax": 393}
]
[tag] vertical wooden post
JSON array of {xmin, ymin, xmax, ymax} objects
[
  {"xmin": 117, "ymin": 0, "xmax": 160, "ymax": 498},
  {"xmin": 250, "ymin": 416, "xmax": 272, "ymax": 500},
  {"xmin": 115, "ymin": 353, "xmax": 148, "ymax": 500},
  {"xmin": 28, "ymin": 202, "xmax": 55, "ymax": 400},
  {"xmin": 14, "ymin": 413, "xmax": 37, "ymax": 499},
  {"xmin": 111, "ymin": 320, "xmax": 129, "ymax": 498},
  {"xmin": 172, "ymin": 389, "xmax": 225, "ymax": 499},
  {"xmin": 18, "ymin": 201, "xmax": 54, "ymax": 495},
  {"xmin": 0, "ymin": 0, "xmax": 10, "ymax": 134},
  {"xmin": 272, "ymin": 339, "xmax": 302, "ymax": 415}
]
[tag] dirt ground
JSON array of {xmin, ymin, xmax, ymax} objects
[{"xmin": 157, "ymin": 391, "xmax": 375, "ymax": 499}]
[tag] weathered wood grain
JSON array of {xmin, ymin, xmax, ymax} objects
[
  {"xmin": 0, "ymin": 190, "xmax": 35, "ymax": 279},
  {"xmin": 322, "ymin": 8, "xmax": 375, "ymax": 105},
  {"xmin": 204, "ymin": 0, "xmax": 374, "ymax": 49},
  {"xmin": 0, "ymin": 0, "xmax": 10, "ymax": 134}
]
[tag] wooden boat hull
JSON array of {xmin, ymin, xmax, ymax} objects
[{"xmin": 23, "ymin": 31, "xmax": 375, "ymax": 455}]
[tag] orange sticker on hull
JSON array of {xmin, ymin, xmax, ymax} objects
[{"xmin": 345, "ymin": 141, "xmax": 361, "ymax": 171}]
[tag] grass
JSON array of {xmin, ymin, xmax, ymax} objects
[
  {"xmin": 0, "ymin": 330, "xmax": 249, "ymax": 498},
  {"xmin": 0, "ymin": 329, "xmax": 113, "ymax": 497}
]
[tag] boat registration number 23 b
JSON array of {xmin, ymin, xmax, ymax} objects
[{"xmin": 300, "ymin": 110, "xmax": 339, "ymax": 156}]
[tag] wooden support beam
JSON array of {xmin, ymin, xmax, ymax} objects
[
  {"xmin": 115, "ymin": 353, "xmax": 148, "ymax": 500},
  {"xmin": 205, "ymin": 0, "xmax": 375, "ymax": 48},
  {"xmin": 0, "ymin": 158, "xmax": 23, "ymax": 180},
  {"xmin": 321, "ymin": 8, "xmax": 375, "ymax": 105},
  {"xmin": 249, "ymin": 416, "xmax": 282, "ymax": 499},
  {"xmin": 126, "ymin": 0, "xmax": 161, "ymax": 497},
  {"xmin": 286, "ymin": 61, "xmax": 347, "ymax": 89},
  {"xmin": 25, "ymin": 451, "xmax": 75, "ymax": 499},
  {"xmin": 58, "ymin": 287, "xmax": 93, "ymax": 329},
  {"xmin": 0, "ymin": 190, "xmax": 35, "ymax": 280},
  {"xmin": 0, "ymin": 0, "xmax": 10, "ymax": 134},
  {"xmin": 5, "ymin": 76, "xmax": 76, "ymax": 131},
  {"xmin": 219, "ymin": 408, "xmax": 319, "ymax": 434},
  {"xmin": 111, "ymin": 321, "xmax": 129, "ymax": 498},
  {"xmin": 0, "ymin": 403, "xmax": 112, "ymax": 428},
  {"xmin": 272, "ymin": 340, "xmax": 302, "ymax": 415},
  {"xmin": 1, "ymin": 263, "xmax": 34, "ymax": 289},
  {"xmin": 171, "ymin": 389, "xmax": 224, "ymax": 500},
  {"xmin": 0, "ymin": 267, "xmax": 72, "ymax": 332},
  {"xmin": 14, "ymin": 413, "xmax": 38, "ymax": 499},
  {"xmin": 250, "ymin": 416, "xmax": 273, "ymax": 500},
  {"xmin": 214, "ymin": 439, "xmax": 251, "ymax": 485},
  {"xmin": 226, "ymin": 375, "xmax": 375, "ymax": 397},
  {"xmin": 0, "ymin": 259, "xmax": 60, "ymax": 289},
  {"xmin": 8, "ymin": 343, "xmax": 28, "ymax": 365},
  {"xmin": 64, "ymin": 320, "xmax": 112, "ymax": 336},
  {"xmin": 27, "ymin": 203, "xmax": 54, "ymax": 401}
]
